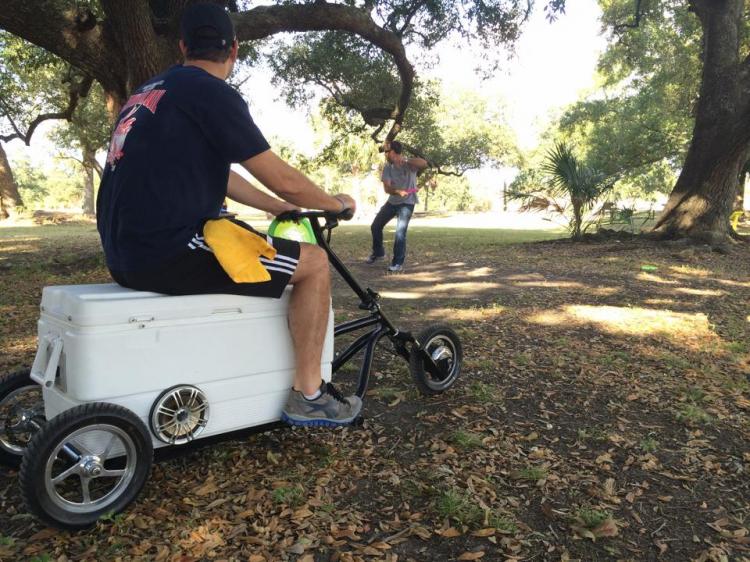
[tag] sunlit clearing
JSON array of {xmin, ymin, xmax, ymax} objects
[
  {"xmin": 637, "ymin": 272, "xmax": 677, "ymax": 285},
  {"xmin": 670, "ymin": 265, "xmax": 710, "ymax": 277},
  {"xmin": 0, "ymin": 243, "xmax": 37, "ymax": 253},
  {"xmin": 528, "ymin": 305, "xmax": 714, "ymax": 339},
  {"xmin": 644, "ymin": 298, "xmax": 677, "ymax": 306},
  {"xmin": 430, "ymin": 282, "xmax": 501, "ymax": 294},
  {"xmin": 591, "ymin": 287, "xmax": 619, "ymax": 296},
  {"xmin": 448, "ymin": 262, "xmax": 466, "ymax": 267},
  {"xmin": 715, "ymin": 278, "xmax": 750, "ymax": 288},
  {"xmin": 467, "ymin": 267, "xmax": 495, "ymax": 278},
  {"xmin": 380, "ymin": 291, "xmax": 426, "ymax": 299},
  {"xmin": 503, "ymin": 273, "xmax": 545, "ymax": 282},
  {"xmin": 407, "ymin": 272, "xmax": 444, "ymax": 283},
  {"xmin": 3, "ymin": 336, "xmax": 37, "ymax": 354},
  {"xmin": 515, "ymin": 281, "xmax": 586, "ymax": 289},
  {"xmin": 425, "ymin": 306, "xmax": 505, "ymax": 321},
  {"xmin": 675, "ymin": 287, "xmax": 726, "ymax": 297}
]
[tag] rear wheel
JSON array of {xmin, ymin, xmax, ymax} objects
[
  {"xmin": 20, "ymin": 402, "xmax": 152, "ymax": 529},
  {"xmin": 0, "ymin": 369, "xmax": 44, "ymax": 468},
  {"xmin": 409, "ymin": 324, "xmax": 463, "ymax": 395}
]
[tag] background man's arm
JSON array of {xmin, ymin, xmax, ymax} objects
[
  {"xmin": 241, "ymin": 150, "xmax": 355, "ymax": 213},
  {"xmin": 382, "ymin": 178, "xmax": 404, "ymax": 196},
  {"xmin": 406, "ymin": 157, "xmax": 428, "ymax": 171}
]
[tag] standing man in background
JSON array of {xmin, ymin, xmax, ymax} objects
[{"xmin": 366, "ymin": 141, "xmax": 428, "ymax": 272}]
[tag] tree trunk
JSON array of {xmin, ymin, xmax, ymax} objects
[
  {"xmin": 81, "ymin": 147, "xmax": 97, "ymax": 216},
  {"xmin": 0, "ymin": 143, "xmax": 23, "ymax": 219},
  {"xmin": 571, "ymin": 200, "xmax": 583, "ymax": 239},
  {"xmin": 651, "ymin": 0, "xmax": 749, "ymax": 245},
  {"xmin": 735, "ymin": 163, "xmax": 748, "ymax": 211}
]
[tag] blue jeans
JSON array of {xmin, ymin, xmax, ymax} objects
[{"xmin": 370, "ymin": 202, "xmax": 414, "ymax": 266}]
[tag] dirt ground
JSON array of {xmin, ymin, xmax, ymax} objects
[{"xmin": 0, "ymin": 220, "xmax": 749, "ymax": 562}]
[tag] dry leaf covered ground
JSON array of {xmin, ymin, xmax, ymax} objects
[{"xmin": 0, "ymin": 219, "xmax": 749, "ymax": 562}]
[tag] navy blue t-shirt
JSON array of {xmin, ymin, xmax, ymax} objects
[{"xmin": 97, "ymin": 65, "xmax": 270, "ymax": 271}]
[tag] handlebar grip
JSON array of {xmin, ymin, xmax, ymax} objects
[
  {"xmin": 338, "ymin": 207, "xmax": 354, "ymax": 221},
  {"xmin": 275, "ymin": 210, "xmax": 301, "ymax": 222}
]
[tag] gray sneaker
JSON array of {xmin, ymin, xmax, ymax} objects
[
  {"xmin": 388, "ymin": 263, "xmax": 403, "ymax": 272},
  {"xmin": 281, "ymin": 382, "xmax": 363, "ymax": 427},
  {"xmin": 366, "ymin": 254, "xmax": 384, "ymax": 264}
]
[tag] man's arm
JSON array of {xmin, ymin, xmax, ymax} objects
[
  {"xmin": 382, "ymin": 178, "xmax": 404, "ymax": 196},
  {"xmin": 241, "ymin": 150, "xmax": 354, "ymax": 213},
  {"xmin": 226, "ymin": 170, "xmax": 298, "ymax": 215},
  {"xmin": 405, "ymin": 156, "xmax": 428, "ymax": 171}
]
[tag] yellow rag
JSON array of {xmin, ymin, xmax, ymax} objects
[{"xmin": 203, "ymin": 219, "xmax": 277, "ymax": 283}]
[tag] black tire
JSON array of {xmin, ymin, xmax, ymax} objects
[
  {"xmin": 0, "ymin": 369, "xmax": 44, "ymax": 468},
  {"xmin": 20, "ymin": 402, "xmax": 153, "ymax": 529},
  {"xmin": 409, "ymin": 324, "xmax": 463, "ymax": 396}
]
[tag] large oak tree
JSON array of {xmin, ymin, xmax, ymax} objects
[
  {"xmin": 0, "ymin": 0, "xmax": 539, "ymax": 142},
  {"xmin": 602, "ymin": 0, "xmax": 749, "ymax": 245}
]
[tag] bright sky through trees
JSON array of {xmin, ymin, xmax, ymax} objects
[
  {"xmin": 6, "ymin": 0, "xmax": 604, "ymax": 167},
  {"xmin": 245, "ymin": 0, "xmax": 604, "ymax": 154}
]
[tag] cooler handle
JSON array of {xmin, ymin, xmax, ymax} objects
[{"xmin": 30, "ymin": 335, "xmax": 63, "ymax": 388}]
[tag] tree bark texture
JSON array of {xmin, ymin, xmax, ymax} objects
[
  {"xmin": 81, "ymin": 147, "xmax": 96, "ymax": 216},
  {"xmin": 0, "ymin": 1, "xmax": 414, "ymax": 134},
  {"xmin": 0, "ymin": 143, "xmax": 23, "ymax": 219},
  {"xmin": 652, "ymin": 0, "xmax": 750, "ymax": 244}
]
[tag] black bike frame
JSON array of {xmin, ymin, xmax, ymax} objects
[{"xmin": 300, "ymin": 212, "xmax": 444, "ymax": 398}]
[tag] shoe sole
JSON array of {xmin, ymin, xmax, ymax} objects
[{"xmin": 281, "ymin": 412, "xmax": 360, "ymax": 427}]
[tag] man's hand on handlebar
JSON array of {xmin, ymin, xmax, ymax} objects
[
  {"xmin": 274, "ymin": 201, "xmax": 301, "ymax": 216},
  {"xmin": 332, "ymin": 193, "xmax": 356, "ymax": 215}
]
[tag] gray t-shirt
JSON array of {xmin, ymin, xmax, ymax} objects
[{"xmin": 382, "ymin": 161, "xmax": 419, "ymax": 205}]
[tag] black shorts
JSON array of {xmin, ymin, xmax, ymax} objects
[{"xmin": 110, "ymin": 222, "xmax": 301, "ymax": 299}]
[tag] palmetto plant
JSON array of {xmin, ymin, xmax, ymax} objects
[
  {"xmin": 541, "ymin": 142, "xmax": 616, "ymax": 239},
  {"xmin": 511, "ymin": 142, "xmax": 616, "ymax": 239}
]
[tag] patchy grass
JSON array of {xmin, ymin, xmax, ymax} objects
[
  {"xmin": 271, "ymin": 485, "xmax": 305, "ymax": 507},
  {"xmin": 449, "ymin": 429, "xmax": 483, "ymax": 450},
  {"xmin": 434, "ymin": 489, "xmax": 484, "ymax": 528}
]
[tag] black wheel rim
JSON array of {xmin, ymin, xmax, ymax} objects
[{"xmin": 423, "ymin": 333, "xmax": 459, "ymax": 390}]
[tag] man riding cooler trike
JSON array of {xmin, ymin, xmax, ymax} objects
[{"xmin": 0, "ymin": 207, "xmax": 462, "ymax": 529}]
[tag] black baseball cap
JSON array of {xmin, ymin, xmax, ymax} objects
[{"xmin": 181, "ymin": 3, "xmax": 235, "ymax": 51}]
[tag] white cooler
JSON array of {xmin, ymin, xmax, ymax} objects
[{"xmin": 30, "ymin": 283, "xmax": 333, "ymax": 448}]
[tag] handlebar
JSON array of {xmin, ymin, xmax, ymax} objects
[
  {"xmin": 276, "ymin": 207, "xmax": 354, "ymax": 223},
  {"xmin": 274, "ymin": 207, "xmax": 354, "ymax": 244}
]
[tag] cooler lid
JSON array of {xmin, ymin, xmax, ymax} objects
[{"xmin": 40, "ymin": 283, "xmax": 290, "ymax": 327}]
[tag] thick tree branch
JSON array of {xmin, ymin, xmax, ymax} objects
[
  {"xmin": 232, "ymin": 2, "xmax": 414, "ymax": 141},
  {"xmin": 613, "ymin": 0, "xmax": 644, "ymax": 32},
  {"xmin": 0, "ymin": 0, "xmax": 125, "ymax": 99},
  {"xmin": 0, "ymin": 76, "xmax": 94, "ymax": 145}
]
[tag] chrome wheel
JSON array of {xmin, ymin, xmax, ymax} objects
[
  {"xmin": 0, "ymin": 370, "xmax": 44, "ymax": 467},
  {"xmin": 44, "ymin": 424, "xmax": 137, "ymax": 513},
  {"xmin": 20, "ymin": 402, "xmax": 152, "ymax": 529}
]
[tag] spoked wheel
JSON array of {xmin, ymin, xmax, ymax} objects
[
  {"xmin": 409, "ymin": 324, "xmax": 463, "ymax": 395},
  {"xmin": 0, "ymin": 369, "xmax": 45, "ymax": 468},
  {"xmin": 20, "ymin": 402, "xmax": 153, "ymax": 529}
]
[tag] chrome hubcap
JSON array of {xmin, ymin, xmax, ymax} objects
[{"xmin": 45, "ymin": 424, "xmax": 137, "ymax": 513}]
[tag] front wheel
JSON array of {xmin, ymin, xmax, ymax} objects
[
  {"xmin": 0, "ymin": 369, "xmax": 45, "ymax": 468},
  {"xmin": 20, "ymin": 402, "xmax": 153, "ymax": 529},
  {"xmin": 409, "ymin": 324, "xmax": 463, "ymax": 395}
]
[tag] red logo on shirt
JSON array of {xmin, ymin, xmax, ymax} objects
[{"xmin": 106, "ymin": 88, "xmax": 166, "ymax": 167}]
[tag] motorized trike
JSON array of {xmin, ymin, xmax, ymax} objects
[{"xmin": 0, "ymin": 208, "xmax": 462, "ymax": 529}]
